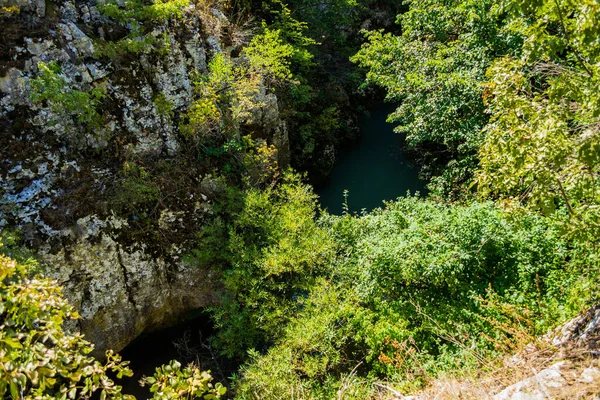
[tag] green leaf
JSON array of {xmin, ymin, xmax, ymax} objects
[{"xmin": 3, "ymin": 338, "xmax": 22, "ymax": 349}]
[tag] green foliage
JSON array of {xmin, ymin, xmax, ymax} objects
[
  {"xmin": 234, "ymin": 282, "xmax": 369, "ymax": 400},
  {"xmin": 477, "ymin": 0, "xmax": 600, "ymax": 241},
  {"xmin": 245, "ymin": 27, "xmax": 294, "ymax": 83},
  {"xmin": 181, "ymin": 33, "xmax": 294, "ymax": 140},
  {"xmin": 0, "ymin": 239, "xmax": 226, "ymax": 400},
  {"xmin": 181, "ymin": 54, "xmax": 254, "ymax": 138},
  {"xmin": 97, "ymin": 0, "xmax": 189, "ymax": 57},
  {"xmin": 261, "ymin": 0, "xmax": 316, "ymax": 69},
  {"xmin": 98, "ymin": 31, "xmax": 157, "ymax": 58},
  {"xmin": 140, "ymin": 360, "xmax": 226, "ymax": 399},
  {"xmin": 0, "ymin": 248, "xmax": 134, "ymax": 400},
  {"xmin": 351, "ymin": 0, "xmax": 524, "ymax": 198},
  {"xmin": 257, "ymin": 0, "xmax": 363, "ymax": 179},
  {"xmin": 111, "ymin": 161, "xmax": 161, "ymax": 215},
  {"xmin": 284, "ymin": 0, "xmax": 359, "ymax": 47},
  {"xmin": 0, "ymin": 231, "xmax": 37, "ymax": 267},
  {"xmin": 193, "ymin": 172, "xmax": 335, "ymax": 357},
  {"xmin": 30, "ymin": 61, "xmax": 105, "ymax": 129},
  {"xmin": 98, "ymin": 0, "xmax": 190, "ymax": 23},
  {"xmin": 12, "ymin": 1, "xmax": 600, "ymax": 398},
  {"xmin": 153, "ymin": 92, "xmax": 175, "ymax": 118},
  {"xmin": 233, "ymin": 197, "xmax": 586, "ymax": 397}
]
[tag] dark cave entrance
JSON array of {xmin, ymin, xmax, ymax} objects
[{"xmin": 117, "ymin": 310, "xmax": 237, "ymax": 398}]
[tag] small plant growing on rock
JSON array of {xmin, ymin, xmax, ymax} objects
[
  {"xmin": 0, "ymin": 5, "xmax": 20, "ymax": 18},
  {"xmin": 111, "ymin": 161, "xmax": 161, "ymax": 216},
  {"xmin": 180, "ymin": 29, "xmax": 294, "ymax": 141},
  {"xmin": 153, "ymin": 92, "xmax": 175, "ymax": 118},
  {"xmin": 29, "ymin": 61, "xmax": 105, "ymax": 129},
  {"xmin": 99, "ymin": 0, "xmax": 191, "ymax": 23},
  {"xmin": 97, "ymin": 0, "xmax": 190, "ymax": 57}
]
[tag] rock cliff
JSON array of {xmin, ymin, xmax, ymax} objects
[{"xmin": 0, "ymin": 0, "xmax": 288, "ymax": 355}]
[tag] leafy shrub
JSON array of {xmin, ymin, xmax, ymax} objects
[
  {"xmin": 233, "ymin": 197, "xmax": 584, "ymax": 397},
  {"xmin": 30, "ymin": 61, "xmax": 105, "ymax": 129},
  {"xmin": 153, "ymin": 92, "xmax": 175, "ymax": 118},
  {"xmin": 0, "ymin": 238, "xmax": 226, "ymax": 400},
  {"xmin": 180, "ymin": 31, "xmax": 294, "ymax": 140},
  {"xmin": 111, "ymin": 161, "xmax": 161, "ymax": 216},
  {"xmin": 245, "ymin": 27, "xmax": 293, "ymax": 83},
  {"xmin": 262, "ymin": 0, "xmax": 315, "ymax": 69},
  {"xmin": 98, "ymin": 0, "xmax": 190, "ymax": 23},
  {"xmin": 0, "ymin": 5, "xmax": 20, "ymax": 18},
  {"xmin": 192, "ymin": 172, "xmax": 336, "ymax": 357},
  {"xmin": 180, "ymin": 54, "xmax": 239, "ymax": 138},
  {"xmin": 140, "ymin": 360, "xmax": 226, "ymax": 399},
  {"xmin": 97, "ymin": 0, "xmax": 189, "ymax": 57},
  {"xmin": 97, "ymin": 31, "xmax": 157, "ymax": 58},
  {"xmin": 331, "ymin": 198, "xmax": 573, "ymax": 372},
  {"xmin": 233, "ymin": 282, "xmax": 369, "ymax": 400},
  {"xmin": 0, "ymin": 244, "xmax": 134, "ymax": 400}
]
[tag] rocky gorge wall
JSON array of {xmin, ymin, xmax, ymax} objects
[{"xmin": 0, "ymin": 0, "xmax": 289, "ymax": 355}]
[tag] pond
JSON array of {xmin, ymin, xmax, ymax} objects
[{"xmin": 316, "ymin": 104, "xmax": 426, "ymax": 214}]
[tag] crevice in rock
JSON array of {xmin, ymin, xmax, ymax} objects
[{"xmin": 115, "ymin": 242, "xmax": 138, "ymax": 312}]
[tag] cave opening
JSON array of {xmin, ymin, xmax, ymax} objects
[{"xmin": 117, "ymin": 310, "xmax": 237, "ymax": 398}]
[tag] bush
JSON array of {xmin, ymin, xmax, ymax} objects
[
  {"xmin": 0, "ymin": 238, "xmax": 226, "ymax": 400},
  {"xmin": 0, "ymin": 242, "xmax": 133, "ymax": 399},
  {"xmin": 140, "ymin": 360, "xmax": 226, "ymax": 399},
  {"xmin": 331, "ymin": 198, "xmax": 572, "ymax": 374},
  {"xmin": 96, "ymin": 0, "xmax": 190, "ymax": 58},
  {"xmin": 98, "ymin": 0, "xmax": 190, "ymax": 23},
  {"xmin": 233, "ymin": 197, "xmax": 585, "ymax": 397},
  {"xmin": 30, "ymin": 61, "xmax": 105, "ymax": 130},
  {"xmin": 192, "ymin": 172, "xmax": 336, "ymax": 357}
]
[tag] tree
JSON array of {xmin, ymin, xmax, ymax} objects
[
  {"xmin": 477, "ymin": 0, "xmax": 600, "ymax": 241},
  {"xmin": 192, "ymin": 172, "xmax": 336, "ymax": 357},
  {"xmin": 352, "ymin": 0, "xmax": 524, "ymax": 198}
]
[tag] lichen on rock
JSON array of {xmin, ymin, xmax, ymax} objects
[{"xmin": 0, "ymin": 0, "xmax": 289, "ymax": 355}]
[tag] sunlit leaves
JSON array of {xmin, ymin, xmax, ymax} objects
[
  {"xmin": 477, "ymin": 0, "xmax": 600, "ymax": 240},
  {"xmin": 140, "ymin": 360, "xmax": 226, "ymax": 400},
  {"xmin": 246, "ymin": 28, "xmax": 294, "ymax": 82},
  {"xmin": 352, "ymin": 0, "xmax": 524, "ymax": 198},
  {"xmin": 0, "ymin": 239, "xmax": 227, "ymax": 400},
  {"xmin": 98, "ymin": 0, "xmax": 190, "ymax": 23},
  {"xmin": 30, "ymin": 62, "xmax": 105, "ymax": 129},
  {"xmin": 181, "ymin": 29, "xmax": 294, "ymax": 139},
  {"xmin": 0, "ymin": 252, "xmax": 133, "ymax": 400},
  {"xmin": 199, "ymin": 172, "xmax": 336, "ymax": 357}
]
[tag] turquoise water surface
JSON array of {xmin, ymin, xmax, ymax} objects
[{"xmin": 317, "ymin": 104, "xmax": 426, "ymax": 214}]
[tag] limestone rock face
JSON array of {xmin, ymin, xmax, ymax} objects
[
  {"xmin": 0, "ymin": 0, "xmax": 288, "ymax": 354},
  {"xmin": 493, "ymin": 362, "xmax": 567, "ymax": 400},
  {"xmin": 548, "ymin": 304, "xmax": 600, "ymax": 347},
  {"xmin": 39, "ymin": 215, "xmax": 218, "ymax": 356}
]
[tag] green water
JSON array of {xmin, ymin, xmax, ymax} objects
[{"xmin": 317, "ymin": 104, "xmax": 426, "ymax": 214}]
